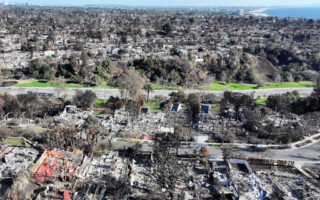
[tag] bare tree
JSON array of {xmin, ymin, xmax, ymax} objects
[
  {"xmin": 50, "ymin": 79, "xmax": 67, "ymax": 98},
  {"xmin": 202, "ymin": 75, "xmax": 215, "ymax": 101},
  {"xmin": 274, "ymin": 73, "xmax": 281, "ymax": 85}
]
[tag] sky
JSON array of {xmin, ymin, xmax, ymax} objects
[{"xmin": 9, "ymin": 0, "xmax": 320, "ymax": 7}]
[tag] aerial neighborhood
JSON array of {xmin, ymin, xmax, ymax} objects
[{"xmin": 0, "ymin": 4, "xmax": 320, "ymax": 200}]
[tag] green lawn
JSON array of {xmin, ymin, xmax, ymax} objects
[
  {"xmin": 14, "ymin": 80, "xmax": 118, "ymax": 89},
  {"xmin": 98, "ymin": 82, "xmax": 118, "ymax": 89},
  {"xmin": 3, "ymin": 138, "xmax": 30, "ymax": 146},
  {"xmin": 144, "ymin": 101, "xmax": 163, "ymax": 113},
  {"xmin": 211, "ymin": 103, "xmax": 220, "ymax": 112},
  {"xmin": 94, "ymin": 99, "xmax": 108, "ymax": 108},
  {"xmin": 93, "ymin": 110, "xmax": 104, "ymax": 115},
  {"xmin": 255, "ymin": 98, "xmax": 267, "ymax": 105},
  {"xmin": 95, "ymin": 99, "xmax": 109, "ymax": 104},
  {"xmin": 209, "ymin": 81, "xmax": 313, "ymax": 91},
  {"xmin": 153, "ymin": 84, "xmax": 180, "ymax": 91}
]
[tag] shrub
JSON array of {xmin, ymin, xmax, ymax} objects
[
  {"xmin": 295, "ymin": 75, "xmax": 303, "ymax": 82},
  {"xmin": 295, "ymin": 140, "xmax": 312, "ymax": 148},
  {"xmin": 257, "ymin": 82, "xmax": 264, "ymax": 88},
  {"xmin": 292, "ymin": 90, "xmax": 300, "ymax": 97}
]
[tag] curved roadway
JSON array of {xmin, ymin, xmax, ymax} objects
[{"xmin": 0, "ymin": 87, "xmax": 314, "ymax": 99}]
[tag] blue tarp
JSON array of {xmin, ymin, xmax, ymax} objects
[
  {"xmin": 201, "ymin": 105, "xmax": 210, "ymax": 113},
  {"xmin": 171, "ymin": 104, "xmax": 179, "ymax": 111}
]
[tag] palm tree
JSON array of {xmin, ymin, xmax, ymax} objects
[{"xmin": 143, "ymin": 83, "xmax": 154, "ymax": 103}]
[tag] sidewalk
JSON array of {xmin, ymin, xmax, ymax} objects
[
  {"xmin": 289, "ymin": 132, "xmax": 320, "ymax": 150},
  {"xmin": 113, "ymin": 132, "xmax": 320, "ymax": 150}
]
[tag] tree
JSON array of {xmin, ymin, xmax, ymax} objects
[
  {"xmin": 94, "ymin": 75, "xmax": 102, "ymax": 86},
  {"xmin": 143, "ymin": 83, "xmax": 154, "ymax": 103},
  {"xmin": 80, "ymin": 49, "xmax": 88, "ymax": 66},
  {"xmin": 105, "ymin": 96, "xmax": 125, "ymax": 116},
  {"xmin": 200, "ymin": 146, "xmax": 211, "ymax": 158},
  {"xmin": 163, "ymin": 23, "xmax": 173, "ymax": 35},
  {"xmin": 266, "ymin": 94, "xmax": 285, "ymax": 112},
  {"xmin": 274, "ymin": 73, "xmax": 281, "ymax": 85},
  {"xmin": 153, "ymin": 132, "xmax": 181, "ymax": 157},
  {"xmin": 202, "ymin": 76, "xmax": 214, "ymax": 101},
  {"xmin": 145, "ymin": 59, "xmax": 154, "ymax": 69},
  {"xmin": 220, "ymin": 71, "xmax": 227, "ymax": 82},
  {"xmin": 150, "ymin": 132, "xmax": 188, "ymax": 200},
  {"xmin": 44, "ymin": 70, "xmax": 54, "ymax": 86},
  {"xmin": 221, "ymin": 147, "xmax": 232, "ymax": 161},
  {"xmin": 117, "ymin": 68, "xmax": 145, "ymax": 100},
  {"xmin": 249, "ymin": 69, "xmax": 263, "ymax": 84},
  {"xmin": 215, "ymin": 122, "xmax": 236, "ymax": 147},
  {"xmin": 227, "ymin": 78, "xmax": 231, "ymax": 85},
  {"xmin": 222, "ymin": 91, "xmax": 254, "ymax": 121},
  {"xmin": 46, "ymin": 31, "xmax": 55, "ymax": 44},
  {"xmin": 17, "ymin": 93, "xmax": 43, "ymax": 120},
  {"xmin": 50, "ymin": 80, "xmax": 67, "ymax": 98},
  {"xmin": 126, "ymin": 100, "xmax": 141, "ymax": 123},
  {"xmin": 187, "ymin": 93, "xmax": 200, "ymax": 134},
  {"xmin": 147, "ymin": 154, "xmax": 187, "ymax": 200},
  {"xmin": 287, "ymin": 73, "xmax": 294, "ymax": 82},
  {"xmin": 73, "ymin": 90, "xmax": 97, "ymax": 109}
]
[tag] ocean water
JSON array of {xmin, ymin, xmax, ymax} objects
[{"xmin": 263, "ymin": 7, "xmax": 320, "ymax": 19}]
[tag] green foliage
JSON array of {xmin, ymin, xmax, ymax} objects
[
  {"xmin": 295, "ymin": 75, "xmax": 303, "ymax": 82},
  {"xmin": 170, "ymin": 69, "xmax": 181, "ymax": 82},
  {"xmin": 249, "ymin": 69, "xmax": 263, "ymax": 84},
  {"xmin": 292, "ymin": 90, "xmax": 300, "ymax": 97},
  {"xmin": 1, "ymin": 71, "xmax": 12, "ymax": 79},
  {"xmin": 138, "ymin": 69, "xmax": 145, "ymax": 76},
  {"xmin": 146, "ymin": 59, "xmax": 154, "ymax": 69},
  {"xmin": 73, "ymin": 90, "xmax": 98, "ymax": 109},
  {"xmin": 70, "ymin": 75, "xmax": 84, "ymax": 83},
  {"xmin": 44, "ymin": 70, "xmax": 54, "ymax": 82},
  {"xmin": 94, "ymin": 75, "xmax": 102, "ymax": 86},
  {"xmin": 80, "ymin": 49, "xmax": 88, "ymax": 65},
  {"xmin": 104, "ymin": 57, "xmax": 111, "ymax": 67},
  {"xmin": 227, "ymin": 78, "xmax": 231, "ymax": 84},
  {"xmin": 97, "ymin": 66, "xmax": 106, "ymax": 78},
  {"xmin": 254, "ymin": 98, "xmax": 267, "ymax": 105}
]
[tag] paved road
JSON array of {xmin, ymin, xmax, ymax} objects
[
  {"xmin": 0, "ymin": 87, "xmax": 314, "ymax": 99},
  {"xmin": 111, "ymin": 140, "xmax": 320, "ymax": 164}
]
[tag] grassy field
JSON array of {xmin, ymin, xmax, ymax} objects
[
  {"xmin": 255, "ymin": 98, "xmax": 267, "ymax": 105},
  {"xmin": 14, "ymin": 80, "xmax": 118, "ymax": 89},
  {"xmin": 153, "ymin": 84, "xmax": 180, "ymax": 91},
  {"xmin": 12, "ymin": 80, "xmax": 313, "ymax": 92},
  {"xmin": 209, "ymin": 82, "xmax": 313, "ymax": 91},
  {"xmin": 3, "ymin": 138, "xmax": 30, "ymax": 146},
  {"xmin": 143, "ymin": 101, "xmax": 163, "ymax": 113}
]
